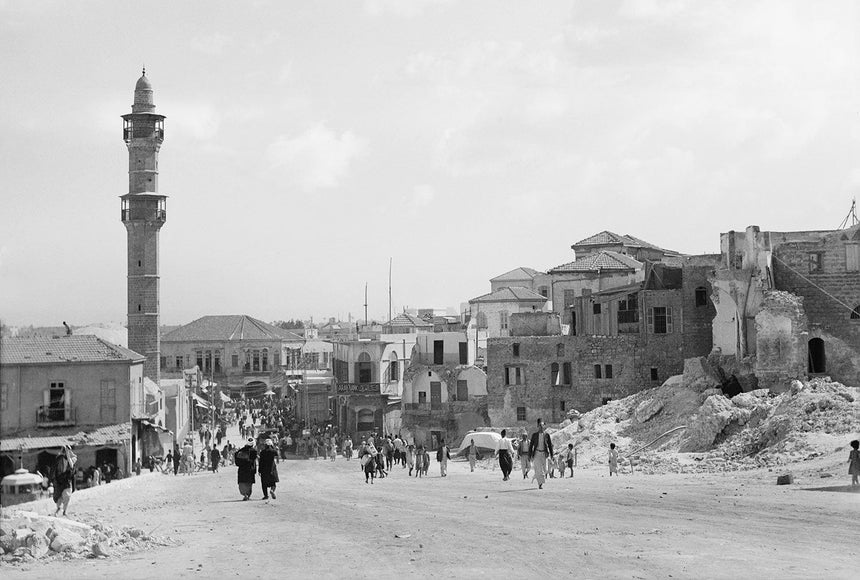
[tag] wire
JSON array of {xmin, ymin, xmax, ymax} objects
[{"xmin": 771, "ymin": 253, "xmax": 858, "ymax": 316}]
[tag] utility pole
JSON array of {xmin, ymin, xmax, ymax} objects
[
  {"xmin": 364, "ymin": 283, "xmax": 368, "ymax": 329},
  {"xmin": 388, "ymin": 258, "xmax": 393, "ymax": 324}
]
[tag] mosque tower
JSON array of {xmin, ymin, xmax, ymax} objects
[{"xmin": 121, "ymin": 68, "xmax": 166, "ymax": 383}]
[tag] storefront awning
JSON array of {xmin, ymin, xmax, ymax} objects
[{"xmin": 191, "ymin": 393, "xmax": 211, "ymax": 409}]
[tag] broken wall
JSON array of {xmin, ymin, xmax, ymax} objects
[{"xmin": 754, "ymin": 291, "xmax": 808, "ymax": 392}]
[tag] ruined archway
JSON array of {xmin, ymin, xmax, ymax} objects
[{"xmin": 808, "ymin": 338, "xmax": 826, "ymax": 374}]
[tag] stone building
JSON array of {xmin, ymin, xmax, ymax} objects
[
  {"xmin": 160, "ymin": 315, "xmax": 304, "ymax": 397},
  {"xmin": 486, "ymin": 259, "xmax": 718, "ymax": 430},
  {"xmin": 400, "ymin": 332, "xmax": 489, "ymax": 449},
  {"xmin": 712, "ymin": 224, "xmax": 860, "ymax": 390},
  {"xmin": 0, "ymin": 336, "xmax": 154, "ymax": 478},
  {"xmin": 490, "ymin": 267, "xmax": 549, "ymax": 296},
  {"xmin": 468, "ymin": 286, "xmax": 549, "ymax": 338}
]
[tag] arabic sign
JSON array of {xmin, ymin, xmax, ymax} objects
[{"xmin": 335, "ymin": 382, "xmax": 381, "ymax": 394}]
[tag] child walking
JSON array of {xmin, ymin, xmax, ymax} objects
[
  {"xmin": 415, "ymin": 445, "xmax": 425, "ymax": 478},
  {"xmin": 608, "ymin": 442, "xmax": 619, "ymax": 476},
  {"xmin": 848, "ymin": 440, "xmax": 860, "ymax": 486}
]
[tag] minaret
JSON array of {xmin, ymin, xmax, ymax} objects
[{"xmin": 121, "ymin": 68, "xmax": 166, "ymax": 383}]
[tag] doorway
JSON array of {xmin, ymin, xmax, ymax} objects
[
  {"xmin": 96, "ymin": 448, "xmax": 118, "ymax": 469},
  {"xmin": 808, "ymin": 338, "xmax": 826, "ymax": 374},
  {"xmin": 430, "ymin": 381, "xmax": 442, "ymax": 410}
]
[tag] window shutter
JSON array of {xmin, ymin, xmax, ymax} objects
[
  {"xmin": 666, "ymin": 307, "xmax": 674, "ymax": 334},
  {"xmin": 43, "ymin": 389, "xmax": 50, "ymax": 407},
  {"xmin": 65, "ymin": 389, "xmax": 72, "ymax": 414}
]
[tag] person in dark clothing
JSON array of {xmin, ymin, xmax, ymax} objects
[
  {"xmin": 258, "ymin": 439, "xmax": 280, "ymax": 499},
  {"xmin": 52, "ymin": 445, "xmax": 77, "ymax": 516},
  {"xmin": 172, "ymin": 445, "xmax": 180, "ymax": 475},
  {"xmin": 210, "ymin": 446, "xmax": 221, "ymax": 473},
  {"xmin": 235, "ymin": 438, "xmax": 258, "ymax": 501}
]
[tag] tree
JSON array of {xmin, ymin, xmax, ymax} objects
[{"xmin": 273, "ymin": 319, "xmax": 304, "ymax": 330}]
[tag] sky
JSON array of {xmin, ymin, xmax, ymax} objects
[{"xmin": 1, "ymin": 0, "xmax": 859, "ymax": 328}]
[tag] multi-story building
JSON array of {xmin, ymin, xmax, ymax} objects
[
  {"xmin": 468, "ymin": 287, "xmax": 549, "ymax": 338},
  {"xmin": 486, "ymin": 258, "xmax": 718, "ymax": 430},
  {"xmin": 0, "ymin": 336, "xmax": 154, "ymax": 478},
  {"xmin": 400, "ymin": 332, "xmax": 488, "ymax": 449},
  {"xmin": 160, "ymin": 315, "xmax": 304, "ymax": 397}
]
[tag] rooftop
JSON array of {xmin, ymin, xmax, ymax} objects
[
  {"xmin": 0, "ymin": 423, "xmax": 132, "ymax": 453},
  {"xmin": 0, "ymin": 336, "xmax": 144, "ymax": 366},
  {"xmin": 384, "ymin": 313, "xmax": 433, "ymax": 328},
  {"xmin": 490, "ymin": 266, "xmax": 543, "ymax": 282},
  {"xmin": 548, "ymin": 250, "xmax": 643, "ymax": 274},
  {"xmin": 162, "ymin": 315, "xmax": 304, "ymax": 343},
  {"xmin": 572, "ymin": 231, "xmax": 679, "ymax": 255},
  {"xmin": 469, "ymin": 286, "xmax": 548, "ymax": 304}
]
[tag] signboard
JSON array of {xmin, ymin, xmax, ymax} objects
[{"xmin": 335, "ymin": 382, "xmax": 381, "ymax": 394}]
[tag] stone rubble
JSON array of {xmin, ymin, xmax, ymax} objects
[{"xmin": 0, "ymin": 510, "xmax": 176, "ymax": 566}]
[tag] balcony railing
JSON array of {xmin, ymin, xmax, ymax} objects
[{"xmin": 36, "ymin": 406, "xmax": 76, "ymax": 426}]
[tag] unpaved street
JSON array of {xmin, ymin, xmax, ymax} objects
[{"xmin": 5, "ymin": 451, "xmax": 858, "ymax": 579}]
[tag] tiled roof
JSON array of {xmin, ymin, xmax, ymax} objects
[
  {"xmin": 0, "ymin": 423, "xmax": 132, "ymax": 452},
  {"xmin": 469, "ymin": 286, "xmax": 548, "ymax": 304},
  {"xmin": 162, "ymin": 315, "xmax": 304, "ymax": 342},
  {"xmin": 549, "ymin": 251, "xmax": 643, "ymax": 274},
  {"xmin": 572, "ymin": 231, "xmax": 679, "ymax": 255},
  {"xmin": 384, "ymin": 313, "xmax": 433, "ymax": 328},
  {"xmin": 490, "ymin": 267, "xmax": 543, "ymax": 282},
  {"xmin": 0, "ymin": 336, "xmax": 144, "ymax": 366}
]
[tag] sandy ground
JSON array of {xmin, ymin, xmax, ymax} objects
[{"xmin": 4, "ymin": 441, "xmax": 858, "ymax": 579}]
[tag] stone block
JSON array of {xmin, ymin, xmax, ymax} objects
[
  {"xmin": 50, "ymin": 530, "xmax": 85, "ymax": 552},
  {"xmin": 776, "ymin": 474, "xmax": 793, "ymax": 485}
]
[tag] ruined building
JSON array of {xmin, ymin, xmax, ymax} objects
[{"xmin": 711, "ymin": 224, "xmax": 860, "ymax": 391}]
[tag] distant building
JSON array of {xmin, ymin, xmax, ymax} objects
[
  {"xmin": 468, "ymin": 286, "xmax": 549, "ymax": 338},
  {"xmin": 381, "ymin": 313, "xmax": 434, "ymax": 335},
  {"xmin": 400, "ymin": 332, "xmax": 489, "ymax": 449},
  {"xmin": 160, "ymin": 315, "xmax": 304, "ymax": 397},
  {"xmin": 0, "ymin": 336, "xmax": 164, "ymax": 478}
]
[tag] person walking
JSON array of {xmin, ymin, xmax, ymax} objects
[
  {"xmin": 468, "ymin": 439, "xmax": 478, "ymax": 472},
  {"xmin": 436, "ymin": 439, "xmax": 451, "ymax": 477},
  {"xmin": 52, "ymin": 445, "xmax": 77, "ymax": 516},
  {"xmin": 847, "ymin": 439, "xmax": 859, "ymax": 486},
  {"xmin": 210, "ymin": 446, "xmax": 221, "ymax": 473},
  {"xmin": 518, "ymin": 433, "xmax": 531, "ymax": 479},
  {"xmin": 343, "ymin": 436, "xmax": 353, "ymax": 460},
  {"xmin": 495, "ymin": 430, "xmax": 514, "ymax": 481},
  {"xmin": 362, "ymin": 439, "xmax": 378, "ymax": 484},
  {"xmin": 609, "ymin": 443, "xmax": 619, "ymax": 476},
  {"xmin": 258, "ymin": 439, "xmax": 280, "ymax": 499},
  {"xmin": 235, "ymin": 438, "xmax": 258, "ymax": 501},
  {"xmin": 414, "ymin": 444, "xmax": 425, "ymax": 478},
  {"xmin": 405, "ymin": 444, "xmax": 415, "ymax": 476},
  {"xmin": 528, "ymin": 419, "xmax": 553, "ymax": 489}
]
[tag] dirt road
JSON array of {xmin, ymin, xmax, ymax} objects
[{"xmin": 5, "ymin": 452, "xmax": 858, "ymax": 579}]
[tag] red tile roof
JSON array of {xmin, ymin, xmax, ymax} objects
[
  {"xmin": 548, "ymin": 250, "xmax": 643, "ymax": 274},
  {"xmin": 162, "ymin": 315, "xmax": 303, "ymax": 342},
  {"xmin": 0, "ymin": 336, "xmax": 144, "ymax": 365},
  {"xmin": 572, "ymin": 231, "xmax": 679, "ymax": 255}
]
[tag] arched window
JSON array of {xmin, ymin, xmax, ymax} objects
[
  {"xmin": 550, "ymin": 363, "xmax": 560, "ymax": 386},
  {"xmin": 357, "ymin": 408, "xmax": 374, "ymax": 432},
  {"xmin": 556, "ymin": 343, "xmax": 564, "ymax": 357},
  {"xmin": 851, "ymin": 305, "xmax": 860, "ymax": 319},
  {"xmin": 261, "ymin": 348, "xmax": 268, "ymax": 372},
  {"xmin": 358, "ymin": 352, "xmax": 373, "ymax": 384},
  {"xmin": 389, "ymin": 352, "xmax": 399, "ymax": 382}
]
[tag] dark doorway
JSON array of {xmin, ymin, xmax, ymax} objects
[
  {"xmin": 0, "ymin": 455, "xmax": 16, "ymax": 478},
  {"xmin": 808, "ymin": 338, "xmax": 826, "ymax": 374},
  {"xmin": 36, "ymin": 450, "xmax": 56, "ymax": 478},
  {"xmin": 96, "ymin": 448, "xmax": 118, "ymax": 469},
  {"xmin": 570, "ymin": 311, "xmax": 577, "ymax": 336},
  {"xmin": 430, "ymin": 381, "xmax": 442, "ymax": 410},
  {"xmin": 433, "ymin": 340, "xmax": 444, "ymax": 365}
]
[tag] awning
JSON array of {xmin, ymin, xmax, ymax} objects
[
  {"xmin": 219, "ymin": 392, "xmax": 232, "ymax": 403},
  {"xmin": 191, "ymin": 393, "xmax": 211, "ymax": 409}
]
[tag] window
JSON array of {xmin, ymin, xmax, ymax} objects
[
  {"xmin": 594, "ymin": 364, "xmax": 602, "ymax": 379},
  {"xmin": 650, "ymin": 367, "xmax": 659, "ymax": 381},
  {"xmin": 176, "ymin": 356, "xmax": 183, "ymax": 369},
  {"xmin": 459, "ymin": 342, "xmax": 468, "ymax": 365},
  {"xmin": 538, "ymin": 286, "xmax": 549, "ymax": 298},
  {"xmin": 160, "ymin": 356, "xmax": 167, "ymax": 369},
  {"xmin": 261, "ymin": 350, "xmax": 268, "ymax": 372},
  {"xmin": 45, "ymin": 382, "xmax": 66, "ymax": 422},
  {"xmin": 418, "ymin": 391, "xmax": 427, "ymax": 404},
  {"xmin": 214, "ymin": 351, "xmax": 222, "ymax": 374},
  {"xmin": 244, "ymin": 351, "xmax": 251, "ymax": 372},
  {"xmin": 851, "ymin": 306, "xmax": 860, "ymax": 320},
  {"xmin": 100, "ymin": 380, "xmax": 116, "ymax": 422},
  {"xmin": 808, "ymin": 252, "xmax": 823, "ymax": 273},
  {"xmin": 550, "ymin": 362, "xmax": 560, "ymax": 386},
  {"xmin": 500, "ymin": 311, "xmax": 509, "ymax": 331},
  {"xmin": 516, "ymin": 406, "xmax": 527, "ymax": 421},
  {"xmin": 505, "ymin": 366, "xmax": 523, "ymax": 385},
  {"xmin": 560, "ymin": 400, "xmax": 566, "ymax": 411},
  {"xmin": 456, "ymin": 380, "xmax": 468, "ymax": 402},
  {"xmin": 562, "ymin": 362, "xmax": 572, "ymax": 385},
  {"xmin": 273, "ymin": 351, "xmax": 280, "ymax": 368},
  {"xmin": 648, "ymin": 306, "xmax": 673, "ymax": 334},
  {"xmin": 563, "ymin": 289, "xmax": 576, "ymax": 308},
  {"xmin": 512, "ymin": 343, "xmax": 520, "ymax": 357},
  {"xmin": 232, "ymin": 354, "xmax": 239, "ymax": 368},
  {"xmin": 389, "ymin": 358, "xmax": 399, "ymax": 382},
  {"xmin": 604, "ymin": 364, "xmax": 613, "ymax": 379},
  {"xmin": 593, "ymin": 303, "xmax": 602, "ymax": 315},
  {"xmin": 196, "ymin": 351, "xmax": 204, "ymax": 370},
  {"xmin": 357, "ymin": 408, "xmax": 375, "ymax": 432},
  {"xmin": 358, "ymin": 352, "xmax": 373, "ymax": 384},
  {"xmin": 847, "ymin": 244, "xmax": 860, "ymax": 272},
  {"xmin": 695, "ymin": 287, "xmax": 708, "ymax": 307},
  {"xmin": 0, "ymin": 382, "xmax": 7, "ymax": 411},
  {"xmin": 617, "ymin": 293, "xmax": 639, "ymax": 328},
  {"xmin": 434, "ymin": 340, "xmax": 444, "ymax": 365},
  {"xmin": 556, "ymin": 343, "xmax": 564, "ymax": 357}
]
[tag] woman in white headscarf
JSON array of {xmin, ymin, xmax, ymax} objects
[{"xmin": 52, "ymin": 445, "xmax": 77, "ymax": 516}]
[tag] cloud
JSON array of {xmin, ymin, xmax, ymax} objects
[
  {"xmin": 266, "ymin": 123, "xmax": 368, "ymax": 191},
  {"xmin": 364, "ymin": 0, "xmax": 453, "ymax": 18},
  {"xmin": 166, "ymin": 102, "xmax": 221, "ymax": 140},
  {"xmin": 189, "ymin": 33, "xmax": 232, "ymax": 56}
]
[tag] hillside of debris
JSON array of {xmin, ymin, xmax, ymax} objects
[{"xmin": 551, "ymin": 358, "xmax": 860, "ymax": 475}]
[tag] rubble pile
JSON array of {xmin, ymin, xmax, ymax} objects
[
  {"xmin": 0, "ymin": 510, "xmax": 176, "ymax": 565},
  {"xmin": 550, "ymin": 364, "xmax": 860, "ymax": 474}
]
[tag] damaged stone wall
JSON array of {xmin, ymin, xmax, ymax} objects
[{"xmin": 754, "ymin": 291, "xmax": 808, "ymax": 391}]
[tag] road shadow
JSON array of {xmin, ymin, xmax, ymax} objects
[
  {"xmin": 800, "ymin": 485, "xmax": 860, "ymax": 494},
  {"xmin": 496, "ymin": 487, "xmax": 540, "ymax": 493}
]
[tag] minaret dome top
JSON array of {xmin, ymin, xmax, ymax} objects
[{"xmin": 132, "ymin": 68, "xmax": 156, "ymax": 113}]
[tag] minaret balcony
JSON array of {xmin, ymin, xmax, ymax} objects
[{"xmin": 121, "ymin": 197, "xmax": 167, "ymax": 223}]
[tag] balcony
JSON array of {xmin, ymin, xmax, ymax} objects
[{"xmin": 36, "ymin": 406, "xmax": 76, "ymax": 427}]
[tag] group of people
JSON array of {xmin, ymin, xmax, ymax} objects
[{"xmin": 234, "ymin": 437, "xmax": 280, "ymax": 500}]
